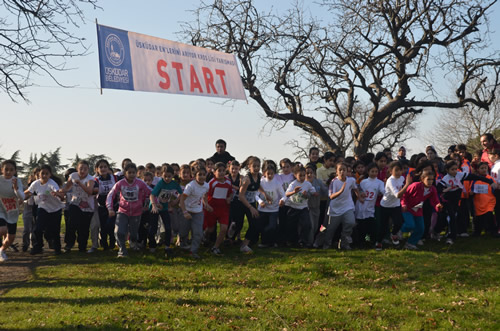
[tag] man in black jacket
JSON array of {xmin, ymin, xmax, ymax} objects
[{"xmin": 211, "ymin": 139, "xmax": 235, "ymax": 165}]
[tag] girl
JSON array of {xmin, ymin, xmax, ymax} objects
[
  {"xmin": 227, "ymin": 160, "xmax": 244, "ymax": 242},
  {"xmin": 0, "ymin": 160, "xmax": 24, "ymax": 262},
  {"xmin": 308, "ymin": 147, "xmax": 322, "ymax": 169},
  {"xmin": 177, "ymin": 164, "xmax": 193, "ymax": 250},
  {"xmin": 239, "ymin": 156, "xmax": 270, "ymax": 253},
  {"xmin": 277, "ymin": 158, "xmax": 295, "ymax": 245},
  {"xmin": 22, "ymin": 167, "xmax": 39, "ymax": 252},
  {"xmin": 150, "ymin": 165, "xmax": 183, "ymax": 258},
  {"xmin": 436, "ymin": 160, "xmax": 493, "ymax": 244},
  {"xmin": 355, "ymin": 163, "xmax": 385, "ymax": 249},
  {"xmin": 254, "ymin": 160, "xmax": 285, "ymax": 247},
  {"xmin": 379, "ymin": 161, "xmax": 412, "ymax": 248},
  {"xmin": 488, "ymin": 149, "xmax": 500, "ymax": 235},
  {"xmin": 179, "ymin": 167, "xmax": 210, "ymax": 259},
  {"xmin": 106, "ymin": 163, "xmax": 152, "ymax": 258},
  {"xmin": 306, "ymin": 163, "xmax": 327, "ymax": 246},
  {"xmin": 60, "ymin": 160, "xmax": 97, "ymax": 253},
  {"xmin": 401, "ymin": 169, "xmax": 443, "ymax": 250},
  {"xmin": 94, "ymin": 159, "xmax": 117, "ymax": 250},
  {"xmin": 315, "ymin": 162, "xmax": 362, "ymax": 250},
  {"xmin": 24, "ymin": 165, "xmax": 64, "ymax": 255},
  {"xmin": 284, "ymin": 165, "xmax": 316, "ymax": 247}
]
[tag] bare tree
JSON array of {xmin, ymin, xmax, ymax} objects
[
  {"xmin": 0, "ymin": 0, "xmax": 99, "ymax": 102},
  {"xmin": 181, "ymin": 0, "xmax": 499, "ymax": 156},
  {"xmin": 430, "ymin": 88, "xmax": 500, "ymax": 154}
]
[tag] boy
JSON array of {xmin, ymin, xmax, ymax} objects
[{"xmin": 204, "ymin": 162, "xmax": 233, "ymax": 255}]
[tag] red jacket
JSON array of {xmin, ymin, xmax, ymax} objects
[{"xmin": 401, "ymin": 182, "xmax": 440, "ymax": 217}]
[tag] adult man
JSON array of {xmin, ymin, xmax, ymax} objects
[
  {"xmin": 211, "ymin": 139, "xmax": 235, "ymax": 165},
  {"xmin": 480, "ymin": 133, "xmax": 500, "ymax": 168}
]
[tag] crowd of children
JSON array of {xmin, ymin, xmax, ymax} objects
[{"xmin": 1, "ymin": 137, "xmax": 499, "ymax": 262}]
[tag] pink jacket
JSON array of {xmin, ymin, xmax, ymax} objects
[
  {"xmin": 401, "ymin": 182, "xmax": 440, "ymax": 217},
  {"xmin": 106, "ymin": 178, "xmax": 152, "ymax": 217}
]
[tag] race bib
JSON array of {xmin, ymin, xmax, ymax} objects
[
  {"xmin": 245, "ymin": 190, "xmax": 256, "ymax": 203},
  {"xmin": 121, "ymin": 186, "xmax": 139, "ymax": 202},
  {"xmin": 364, "ymin": 190, "xmax": 376, "ymax": 201},
  {"xmin": 1, "ymin": 197, "xmax": 17, "ymax": 212},
  {"xmin": 158, "ymin": 189, "xmax": 178, "ymax": 203},
  {"xmin": 213, "ymin": 187, "xmax": 228, "ymax": 199},
  {"xmin": 473, "ymin": 184, "xmax": 489, "ymax": 194}
]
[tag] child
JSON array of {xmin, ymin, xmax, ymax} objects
[
  {"xmin": 379, "ymin": 161, "xmax": 412, "ymax": 248},
  {"xmin": 150, "ymin": 165, "xmax": 183, "ymax": 258},
  {"xmin": 488, "ymin": 149, "xmax": 500, "ymax": 234},
  {"xmin": 179, "ymin": 167, "xmax": 211, "ymax": 259},
  {"xmin": 306, "ymin": 163, "xmax": 328, "ymax": 246},
  {"xmin": 115, "ymin": 158, "xmax": 132, "ymax": 181},
  {"xmin": 277, "ymin": 158, "xmax": 294, "ymax": 245},
  {"xmin": 204, "ymin": 162, "xmax": 233, "ymax": 255},
  {"xmin": 254, "ymin": 160, "xmax": 285, "ymax": 247},
  {"xmin": 22, "ymin": 167, "xmax": 40, "ymax": 252},
  {"xmin": 401, "ymin": 169, "xmax": 443, "ymax": 250},
  {"xmin": 436, "ymin": 160, "xmax": 493, "ymax": 244},
  {"xmin": 106, "ymin": 163, "xmax": 152, "ymax": 258},
  {"xmin": 284, "ymin": 165, "xmax": 316, "ymax": 247},
  {"xmin": 24, "ymin": 165, "xmax": 64, "ymax": 255},
  {"xmin": 138, "ymin": 171, "xmax": 156, "ymax": 251},
  {"xmin": 60, "ymin": 160, "xmax": 97, "ymax": 253},
  {"xmin": 205, "ymin": 157, "xmax": 215, "ymax": 183},
  {"xmin": 227, "ymin": 160, "xmax": 244, "ymax": 242},
  {"xmin": 308, "ymin": 147, "xmax": 322, "ymax": 169},
  {"xmin": 315, "ymin": 162, "xmax": 362, "ymax": 250},
  {"xmin": 94, "ymin": 159, "xmax": 117, "ymax": 250},
  {"xmin": 355, "ymin": 163, "xmax": 385, "ymax": 249},
  {"xmin": 470, "ymin": 162, "xmax": 497, "ymax": 236},
  {"xmin": 0, "ymin": 160, "xmax": 25, "ymax": 262}
]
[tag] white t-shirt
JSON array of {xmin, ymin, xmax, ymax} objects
[
  {"xmin": 277, "ymin": 173, "xmax": 295, "ymax": 192},
  {"xmin": 69, "ymin": 173, "xmax": 96, "ymax": 212},
  {"xmin": 28, "ymin": 179, "xmax": 64, "ymax": 213},
  {"xmin": 355, "ymin": 177, "xmax": 385, "ymax": 219},
  {"xmin": 328, "ymin": 177, "xmax": 357, "ymax": 217},
  {"xmin": 0, "ymin": 176, "xmax": 24, "ymax": 224},
  {"xmin": 381, "ymin": 175, "xmax": 405, "ymax": 208},
  {"xmin": 491, "ymin": 160, "xmax": 500, "ymax": 184},
  {"xmin": 256, "ymin": 176, "xmax": 285, "ymax": 213},
  {"xmin": 440, "ymin": 172, "xmax": 467, "ymax": 192},
  {"xmin": 285, "ymin": 180, "xmax": 316, "ymax": 210},
  {"xmin": 183, "ymin": 180, "xmax": 209, "ymax": 213}
]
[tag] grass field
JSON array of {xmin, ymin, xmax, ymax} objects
[{"xmin": 0, "ymin": 232, "xmax": 499, "ymax": 330}]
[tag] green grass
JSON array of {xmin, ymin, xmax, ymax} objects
[{"xmin": 1, "ymin": 234, "xmax": 499, "ymax": 330}]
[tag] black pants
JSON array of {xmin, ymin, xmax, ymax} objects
[
  {"xmin": 245, "ymin": 211, "xmax": 277, "ymax": 245},
  {"xmin": 34, "ymin": 208, "xmax": 62, "ymax": 252},
  {"xmin": 378, "ymin": 206, "xmax": 403, "ymax": 242},
  {"xmin": 286, "ymin": 207, "xmax": 311, "ymax": 245},
  {"xmin": 474, "ymin": 211, "xmax": 496, "ymax": 236},
  {"xmin": 435, "ymin": 201, "xmax": 459, "ymax": 240},
  {"xmin": 66, "ymin": 205, "xmax": 93, "ymax": 251},
  {"xmin": 355, "ymin": 218, "xmax": 375, "ymax": 246},
  {"xmin": 98, "ymin": 206, "xmax": 116, "ymax": 249},
  {"xmin": 228, "ymin": 199, "xmax": 245, "ymax": 240},
  {"xmin": 458, "ymin": 197, "xmax": 472, "ymax": 233},
  {"xmin": 151, "ymin": 210, "xmax": 171, "ymax": 249}
]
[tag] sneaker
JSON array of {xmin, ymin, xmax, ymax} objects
[
  {"xmin": 117, "ymin": 252, "xmax": 128, "ymax": 258},
  {"xmin": 63, "ymin": 246, "xmax": 72, "ymax": 253},
  {"xmin": 404, "ymin": 243, "xmax": 418, "ymax": 250},
  {"xmin": 459, "ymin": 233, "xmax": 469, "ymax": 238},
  {"xmin": 240, "ymin": 245, "xmax": 253, "ymax": 254},
  {"xmin": 417, "ymin": 240, "xmax": 424, "ymax": 246},
  {"xmin": 391, "ymin": 235, "xmax": 400, "ymax": 245},
  {"xmin": 227, "ymin": 222, "xmax": 236, "ymax": 238},
  {"xmin": 375, "ymin": 242, "xmax": 383, "ymax": 251},
  {"xmin": 430, "ymin": 231, "xmax": 442, "ymax": 241},
  {"xmin": 445, "ymin": 238, "xmax": 454, "ymax": 245},
  {"xmin": 211, "ymin": 247, "xmax": 223, "ymax": 256},
  {"xmin": 0, "ymin": 250, "xmax": 7, "ymax": 262},
  {"xmin": 87, "ymin": 247, "xmax": 97, "ymax": 254}
]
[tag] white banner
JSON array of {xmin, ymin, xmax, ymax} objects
[{"xmin": 97, "ymin": 24, "xmax": 246, "ymax": 100}]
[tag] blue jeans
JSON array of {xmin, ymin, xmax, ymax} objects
[{"xmin": 401, "ymin": 212, "xmax": 424, "ymax": 245}]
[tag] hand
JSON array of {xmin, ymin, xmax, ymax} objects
[
  {"xmin": 264, "ymin": 193, "xmax": 273, "ymax": 204},
  {"xmin": 11, "ymin": 178, "xmax": 18, "ymax": 191},
  {"xmin": 226, "ymin": 197, "xmax": 232, "ymax": 205},
  {"xmin": 293, "ymin": 186, "xmax": 301, "ymax": 194},
  {"xmin": 108, "ymin": 210, "xmax": 116, "ymax": 218},
  {"xmin": 205, "ymin": 205, "xmax": 214, "ymax": 213},
  {"xmin": 259, "ymin": 202, "xmax": 266, "ymax": 208},
  {"xmin": 358, "ymin": 196, "xmax": 365, "ymax": 203},
  {"xmin": 183, "ymin": 211, "xmax": 192, "ymax": 220},
  {"xmin": 279, "ymin": 200, "xmax": 285, "ymax": 207},
  {"xmin": 301, "ymin": 190, "xmax": 308, "ymax": 198},
  {"xmin": 436, "ymin": 203, "xmax": 443, "ymax": 212},
  {"xmin": 250, "ymin": 206, "xmax": 259, "ymax": 218},
  {"xmin": 73, "ymin": 178, "xmax": 80, "ymax": 185},
  {"xmin": 401, "ymin": 206, "xmax": 407, "ymax": 213},
  {"xmin": 151, "ymin": 204, "xmax": 159, "ymax": 214}
]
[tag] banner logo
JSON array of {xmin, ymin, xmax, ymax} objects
[{"xmin": 105, "ymin": 34, "xmax": 125, "ymax": 66}]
